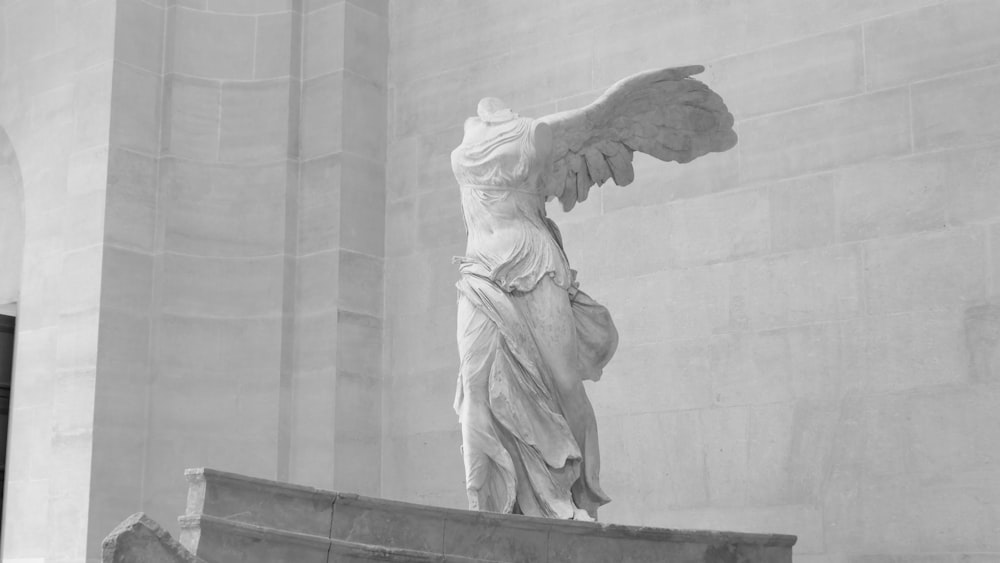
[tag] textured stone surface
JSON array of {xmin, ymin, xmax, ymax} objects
[
  {"xmin": 601, "ymin": 149, "xmax": 740, "ymax": 212},
  {"xmin": 383, "ymin": 2, "xmax": 1000, "ymax": 561},
  {"xmin": 5, "ymin": 1, "xmax": 1000, "ymax": 562},
  {"xmin": 669, "ymin": 187, "xmax": 769, "ymax": 267},
  {"xmin": 863, "ymin": 228, "xmax": 986, "ymax": 315},
  {"xmin": 768, "ymin": 173, "xmax": 837, "ymax": 252},
  {"xmin": 181, "ymin": 515, "xmax": 330, "ymax": 563},
  {"xmin": 254, "ymin": 12, "xmax": 293, "ymax": 80},
  {"xmin": 181, "ymin": 468, "xmax": 796, "ymax": 563},
  {"xmin": 169, "ymin": 7, "xmax": 256, "ymax": 80},
  {"xmin": 1, "ymin": 2, "xmax": 388, "ymax": 558},
  {"xmin": 102, "ymin": 513, "xmax": 203, "ymax": 563},
  {"xmin": 864, "ymin": 0, "xmax": 1000, "ymax": 90},
  {"xmin": 912, "ymin": 64, "xmax": 1000, "ymax": 151},
  {"xmin": 161, "ymin": 75, "xmax": 221, "ymax": 160},
  {"xmin": 218, "ymin": 80, "xmax": 291, "ymax": 162},
  {"xmin": 1, "ymin": 0, "xmax": 116, "ymax": 560},
  {"xmin": 115, "ymin": 0, "xmax": 165, "ymax": 73},
  {"xmin": 739, "ymin": 87, "xmax": 911, "ymax": 182},
  {"xmin": 707, "ymin": 27, "xmax": 864, "ymax": 120},
  {"xmin": 300, "ymin": 72, "xmax": 343, "ymax": 158},
  {"xmin": 111, "ymin": 64, "xmax": 161, "ymax": 154}
]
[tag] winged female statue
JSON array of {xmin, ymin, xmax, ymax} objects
[{"xmin": 450, "ymin": 66, "xmax": 736, "ymax": 520}]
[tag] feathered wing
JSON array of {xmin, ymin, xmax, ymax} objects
[{"xmin": 537, "ymin": 65, "xmax": 736, "ymax": 211}]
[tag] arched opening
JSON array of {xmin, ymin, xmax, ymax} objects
[{"xmin": 0, "ymin": 126, "xmax": 25, "ymax": 536}]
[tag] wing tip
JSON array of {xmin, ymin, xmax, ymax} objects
[
  {"xmin": 661, "ymin": 65, "xmax": 705, "ymax": 79},
  {"xmin": 680, "ymin": 64, "xmax": 706, "ymax": 76},
  {"xmin": 721, "ymin": 129, "xmax": 738, "ymax": 151}
]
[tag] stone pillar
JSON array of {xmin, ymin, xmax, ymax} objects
[
  {"xmin": 1, "ymin": 1, "xmax": 388, "ymax": 561},
  {"xmin": 292, "ymin": 0, "xmax": 387, "ymax": 494},
  {"xmin": 141, "ymin": 0, "xmax": 300, "ymax": 530},
  {"xmin": 88, "ymin": 2, "xmax": 166, "ymax": 556},
  {"xmin": 92, "ymin": 0, "xmax": 388, "ymax": 550},
  {"xmin": 0, "ymin": 0, "xmax": 117, "ymax": 561}
]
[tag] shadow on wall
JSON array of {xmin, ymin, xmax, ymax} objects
[{"xmin": 0, "ymin": 127, "xmax": 24, "ymax": 306}]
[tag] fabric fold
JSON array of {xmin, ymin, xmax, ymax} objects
[{"xmin": 455, "ymin": 272, "xmax": 615, "ymax": 518}]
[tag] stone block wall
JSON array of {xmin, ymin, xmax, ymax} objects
[
  {"xmin": 89, "ymin": 1, "xmax": 387, "ymax": 558},
  {"xmin": 383, "ymin": 0, "xmax": 1000, "ymax": 560},
  {"xmin": 0, "ymin": 0, "xmax": 117, "ymax": 560},
  {"xmin": 2, "ymin": 0, "xmax": 999, "ymax": 561},
  {"xmin": 2, "ymin": 1, "xmax": 387, "ymax": 561}
]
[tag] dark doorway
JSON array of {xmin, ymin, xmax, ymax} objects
[{"xmin": 0, "ymin": 314, "xmax": 13, "ymax": 533}]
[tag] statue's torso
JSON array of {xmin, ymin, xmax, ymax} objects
[{"xmin": 451, "ymin": 117, "xmax": 571, "ymax": 293}]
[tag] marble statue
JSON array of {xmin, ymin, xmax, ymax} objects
[{"xmin": 451, "ymin": 66, "xmax": 737, "ymax": 520}]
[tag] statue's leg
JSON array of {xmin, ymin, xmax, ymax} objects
[
  {"xmin": 518, "ymin": 278, "xmax": 607, "ymax": 517},
  {"xmin": 519, "ymin": 279, "xmax": 592, "ymax": 444},
  {"xmin": 456, "ymin": 294, "xmax": 516, "ymax": 513}
]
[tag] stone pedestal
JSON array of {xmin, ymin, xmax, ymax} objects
[
  {"xmin": 178, "ymin": 468, "xmax": 796, "ymax": 562},
  {"xmin": 102, "ymin": 513, "xmax": 204, "ymax": 563}
]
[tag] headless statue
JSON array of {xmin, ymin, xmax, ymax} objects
[{"xmin": 450, "ymin": 67, "xmax": 737, "ymax": 520}]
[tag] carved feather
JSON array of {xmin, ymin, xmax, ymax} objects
[{"xmin": 538, "ymin": 65, "xmax": 736, "ymax": 211}]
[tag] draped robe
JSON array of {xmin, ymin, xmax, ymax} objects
[{"xmin": 451, "ymin": 116, "xmax": 618, "ymax": 519}]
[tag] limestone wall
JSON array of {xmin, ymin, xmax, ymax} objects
[
  {"xmin": 383, "ymin": 0, "xmax": 1000, "ymax": 560},
  {"xmin": 0, "ymin": 0, "xmax": 117, "ymax": 560},
  {"xmin": 2, "ymin": 0, "xmax": 998, "ymax": 560},
  {"xmin": 2, "ymin": 1, "xmax": 388, "ymax": 561},
  {"xmin": 89, "ymin": 0, "xmax": 388, "ymax": 558}
]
